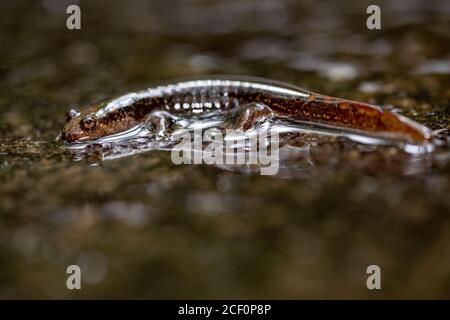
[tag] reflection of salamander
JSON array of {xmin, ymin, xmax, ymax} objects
[{"xmin": 61, "ymin": 76, "xmax": 432, "ymax": 144}]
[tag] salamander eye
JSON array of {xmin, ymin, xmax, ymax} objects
[{"xmin": 80, "ymin": 115, "xmax": 97, "ymax": 131}]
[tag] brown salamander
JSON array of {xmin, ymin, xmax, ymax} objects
[{"xmin": 61, "ymin": 77, "xmax": 432, "ymax": 145}]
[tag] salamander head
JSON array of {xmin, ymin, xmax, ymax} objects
[
  {"xmin": 61, "ymin": 100, "xmax": 117, "ymax": 143},
  {"xmin": 61, "ymin": 101, "xmax": 141, "ymax": 143},
  {"xmin": 61, "ymin": 95, "xmax": 129, "ymax": 143}
]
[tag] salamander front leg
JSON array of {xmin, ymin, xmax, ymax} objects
[
  {"xmin": 226, "ymin": 102, "xmax": 274, "ymax": 131},
  {"xmin": 146, "ymin": 111, "xmax": 178, "ymax": 139}
]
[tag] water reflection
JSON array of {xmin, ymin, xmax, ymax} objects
[{"xmin": 65, "ymin": 118, "xmax": 448, "ymax": 179}]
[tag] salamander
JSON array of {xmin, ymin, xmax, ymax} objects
[{"xmin": 61, "ymin": 76, "xmax": 432, "ymax": 144}]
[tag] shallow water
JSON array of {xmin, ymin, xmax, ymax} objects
[{"xmin": 0, "ymin": 0, "xmax": 450, "ymax": 298}]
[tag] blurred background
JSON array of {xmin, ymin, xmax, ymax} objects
[{"xmin": 0, "ymin": 0, "xmax": 449, "ymax": 298}]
